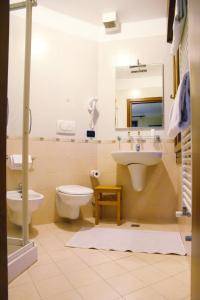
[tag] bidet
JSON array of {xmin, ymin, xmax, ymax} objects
[{"xmin": 7, "ymin": 190, "xmax": 44, "ymax": 226}]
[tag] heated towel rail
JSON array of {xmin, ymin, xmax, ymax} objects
[{"xmin": 181, "ymin": 127, "xmax": 192, "ymax": 215}]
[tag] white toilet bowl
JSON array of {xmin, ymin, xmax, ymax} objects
[
  {"xmin": 7, "ymin": 190, "xmax": 44, "ymax": 226},
  {"xmin": 56, "ymin": 185, "xmax": 93, "ymax": 219}
]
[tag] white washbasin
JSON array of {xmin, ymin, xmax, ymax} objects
[
  {"xmin": 111, "ymin": 151, "xmax": 162, "ymax": 192},
  {"xmin": 111, "ymin": 151, "xmax": 162, "ymax": 166}
]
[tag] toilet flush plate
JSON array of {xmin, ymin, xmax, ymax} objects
[{"xmin": 56, "ymin": 120, "xmax": 76, "ymax": 135}]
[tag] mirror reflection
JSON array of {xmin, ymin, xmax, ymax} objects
[{"xmin": 115, "ymin": 63, "xmax": 164, "ymax": 129}]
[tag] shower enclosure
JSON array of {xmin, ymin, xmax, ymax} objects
[{"xmin": 7, "ymin": 0, "xmax": 37, "ymax": 282}]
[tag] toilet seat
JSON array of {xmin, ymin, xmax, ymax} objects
[{"xmin": 57, "ymin": 185, "xmax": 93, "ymax": 195}]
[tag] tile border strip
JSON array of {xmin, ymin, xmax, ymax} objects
[{"xmin": 7, "ymin": 136, "xmax": 174, "ymax": 144}]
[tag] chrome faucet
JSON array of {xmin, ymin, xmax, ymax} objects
[
  {"xmin": 154, "ymin": 135, "xmax": 161, "ymax": 142},
  {"xmin": 135, "ymin": 143, "xmax": 140, "ymax": 152},
  {"xmin": 128, "ymin": 131, "xmax": 134, "ymax": 150},
  {"xmin": 117, "ymin": 136, "xmax": 122, "ymax": 150}
]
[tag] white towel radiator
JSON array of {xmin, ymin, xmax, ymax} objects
[{"xmin": 181, "ymin": 127, "xmax": 192, "ymax": 215}]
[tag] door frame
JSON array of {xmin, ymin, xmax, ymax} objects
[{"xmin": 189, "ymin": 0, "xmax": 200, "ymax": 298}]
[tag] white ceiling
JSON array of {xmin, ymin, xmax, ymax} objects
[{"xmin": 38, "ymin": 0, "xmax": 167, "ymax": 26}]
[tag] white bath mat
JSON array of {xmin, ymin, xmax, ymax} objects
[{"xmin": 66, "ymin": 227, "xmax": 186, "ymax": 255}]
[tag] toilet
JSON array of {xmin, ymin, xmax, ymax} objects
[{"xmin": 56, "ymin": 185, "xmax": 93, "ymax": 219}]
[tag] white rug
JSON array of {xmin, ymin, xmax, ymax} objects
[{"xmin": 66, "ymin": 227, "xmax": 186, "ymax": 255}]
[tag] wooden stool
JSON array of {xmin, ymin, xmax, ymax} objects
[{"xmin": 94, "ymin": 185, "xmax": 122, "ymax": 226}]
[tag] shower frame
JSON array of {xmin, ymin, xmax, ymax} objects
[
  {"xmin": 6, "ymin": 0, "xmax": 38, "ymax": 283},
  {"xmin": 0, "ymin": 1, "xmax": 9, "ymax": 298}
]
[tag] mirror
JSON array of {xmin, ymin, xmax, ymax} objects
[{"xmin": 115, "ymin": 63, "xmax": 164, "ymax": 129}]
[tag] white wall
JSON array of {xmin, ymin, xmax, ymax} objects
[
  {"xmin": 97, "ymin": 35, "xmax": 173, "ymax": 139},
  {"xmin": 8, "ymin": 8, "xmax": 173, "ymax": 139},
  {"xmin": 8, "ymin": 13, "xmax": 98, "ymax": 138}
]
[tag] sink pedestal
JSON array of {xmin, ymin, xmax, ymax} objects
[
  {"xmin": 128, "ymin": 164, "xmax": 147, "ymax": 192},
  {"xmin": 111, "ymin": 151, "xmax": 162, "ymax": 192}
]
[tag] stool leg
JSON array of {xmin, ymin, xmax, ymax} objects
[
  {"xmin": 117, "ymin": 191, "xmax": 121, "ymax": 226},
  {"xmin": 95, "ymin": 192, "xmax": 99, "ymax": 225},
  {"xmin": 99, "ymin": 193, "xmax": 103, "ymax": 219}
]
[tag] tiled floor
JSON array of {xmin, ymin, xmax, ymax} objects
[{"xmin": 8, "ymin": 219, "xmax": 191, "ymax": 300}]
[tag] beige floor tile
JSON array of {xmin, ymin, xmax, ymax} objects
[
  {"xmin": 34, "ymin": 232, "xmax": 55, "ymax": 241},
  {"xmin": 116, "ymin": 255, "xmax": 148, "ymax": 271},
  {"xmin": 33, "ymin": 224, "xmax": 51, "ymax": 234},
  {"xmin": 56, "ymin": 256, "xmax": 88, "ymax": 275},
  {"xmin": 28, "ymin": 262, "xmax": 61, "ymax": 283},
  {"xmin": 105, "ymin": 273, "xmax": 146, "ymax": 296},
  {"xmin": 47, "ymin": 248, "xmax": 76, "ymax": 262},
  {"xmin": 151, "ymin": 276, "xmax": 190, "ymax": 300},
  {"xmin": 80, "ymin": 251, "xmax": 111, "ymax": 266},
  {"xmin": 153, "ymin": 258, "xmax": 188, "ymax": 276},
  {"xmin": 134, "ymin": 252, "xmax": 168, "ymax": 264},
  {"xmin": 124, "ymin": 286, "xmax": 166, "ymax": 300},
  {"xmin": 9, "ymin": 282, "xmax": 41, "ymax": 300},
  {"xmin": 71, "ymin": 247, "xmax": 100, "ymax": 258},
  {"xmin": 9, "ymin": 271, "xmax": 32, "ymax": 288},
  {"xmin": 139, "ymin": 223, "xmax": 180, "ymax": 232},
  {"xmin": 130, "ymin": 265, "xmax": 169, "ymax": 285},
  {"xmin": 42, "ymin": 290, "xmax": 82, "ymax": 300},
  {"xmin": 173, "ymin": 270, "xmax": 191, "ymax": 284},
  {"xmin": 33, "ymin": 252, "xmax": 53, "ymax": 267},
  {"xmin": 65, "ymin": 266, "xmax": 102, "ymax": 288},
  {"xmin": 34, "ymin": 242, "xmax": 46, "ymax": 255},
  {"xmin": 167, "ymin": 254, "xmax": 190, "ymax": 266},
  {"xmin": 55, "ymin": 231, "xmax": 75, "ymax": 242},
  {"xmin": 34, "ymin": 274, "xmax": 73, "ymax": 299},
  {"xmin": 77, "ymin": 279, "xmax": 120, "ymax": 300},
  {"xmin": 92, "ymin": 261, "xmax": 127, "ymax": 279},
  {"xmin": 37, "ymin": 237, "xmax": 64, "ymax": 252},
  {"xmin": 101, "ymin": 250, "xmax": 134, "ymax": 260}
]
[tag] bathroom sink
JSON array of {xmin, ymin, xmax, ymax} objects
[
  {"xmin": 111, "ymin": 151, "xmax": 162, "ymax": 192},
  {"xmin": 111, "ymin": 151, "xmax": 162, "ymax": 166}
]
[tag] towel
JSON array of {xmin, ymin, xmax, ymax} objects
[
  {"xmin": 179, "ymin": 71, "xmax": 190, "ymax": 129},
  {"xmin": 168, "ymin": 87, "xmax": 182, "ymax": 138},
  {"xmin": 168, "ymin": 72, "xmax": 190, "ymax": 138},
  {"xmin": 8, "ymin": 154, "xmax": 32, "ymax": 170},
  {"xmin": 170, "ymin": 0, "xmax": 187, "ymax": 55}
]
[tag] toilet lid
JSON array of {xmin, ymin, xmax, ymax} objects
[{"xmin": 58, "ymin": 185, "xmax": 93, "ymax": 195}]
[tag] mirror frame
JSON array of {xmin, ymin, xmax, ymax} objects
[{"xmin": 127, "ymin": 97, "xmax": 163, "ymax": 128}]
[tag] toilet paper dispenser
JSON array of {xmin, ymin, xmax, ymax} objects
[{"xmin": 90, "ymin": 170, "xmax": 101, "ymax": 178}]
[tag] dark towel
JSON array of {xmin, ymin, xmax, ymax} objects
[{"xmin": 179, "ymin": 71, "xmax": 190, "ymax": 129}]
